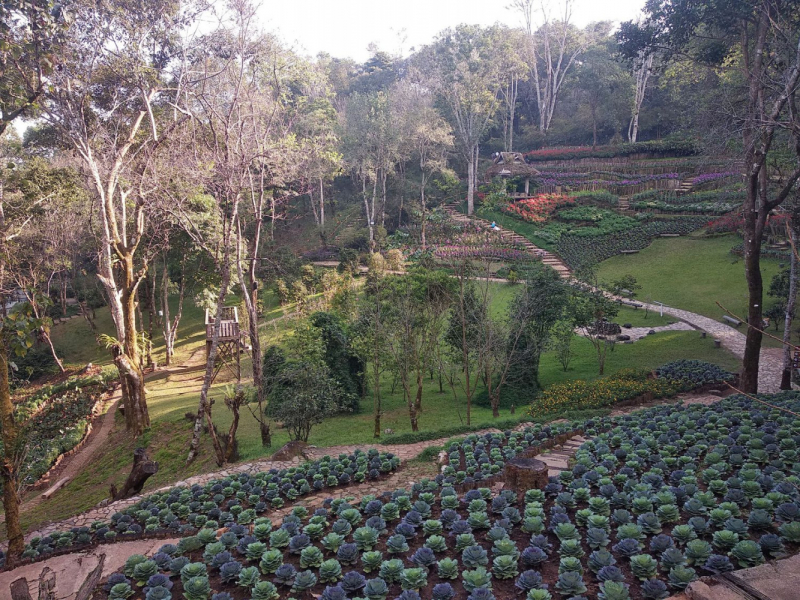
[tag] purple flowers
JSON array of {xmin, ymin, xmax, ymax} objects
[
  {"xmin": 692, "ymin": 172, "xmax": 739, "ymax": 185},
  {"xmin": 539, "ymin": 173, "xmax": 680, "ymax": 187}
]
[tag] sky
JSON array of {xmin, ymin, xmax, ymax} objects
[{"xmin": 256, "ymin": 0, "xmax": 646, "ymax": 62}]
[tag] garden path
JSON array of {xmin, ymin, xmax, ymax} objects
[
  {"xmin": 634, "ymin": 301, "xmax": 783, "ymax": 394},
  {"xmin": 442, "ymin": 203, "xmax": 783, "ymax": 393},
  {"xmin": 0, "ymin": 392, "xmax": 757, "ymax": 600},
  {"xmin": 442, "ymin": 203, "xmax": 572, "ymax": 278}
]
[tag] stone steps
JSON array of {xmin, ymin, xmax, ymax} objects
[
  {"xmin": 530, "ymin": 434, "xmax": 588, "ymax": 477},
  {"xmin": 443, "ymin": 202, "xmax": 572, "ymax": 279}
]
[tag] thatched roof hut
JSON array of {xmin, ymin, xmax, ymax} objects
[{"xmin": 485, "ymin": 152, "xmax": 541, "ymax": 195}]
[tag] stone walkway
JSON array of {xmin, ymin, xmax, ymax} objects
[
  {"xmin": 671, "ymin": 553, "xmax": 800, "ymax": 600},
  {"xmin": 634, "ymin": 301, "xmax": 783, "ymax": 393},
  {"xmin": 579, "ymin": 321, "xmax": 695, "ymax": 342},
  {"xmin": 440, "ymin": 202, "xmax": 783, "ymax": 393},
  {"xmin": 18, "ymin": 424, "xmax": 524, "ymax": 544},
  {"xmin": 533, "ymin": 434, "xmax": 587, "ymax": 477}
]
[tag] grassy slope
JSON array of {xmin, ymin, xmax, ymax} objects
[
  {"xmin": 595, "ymin": 234, "xmax": 786, "ymax": 346},
  {"xmin": 14, "ymin": 280, "xmax": 739, "ymax": 538}
]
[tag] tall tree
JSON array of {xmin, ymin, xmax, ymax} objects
[
  {"xmin": 392, "ymin": 78, "xmax": 454, "ymax": 248},
  {"xmin": 44, "ymin": 0, "xmax": 195, "ymax": 435},
  {"xmin": 0, "ymin": 0, "xmax": 69, "ymax": 135},
  {"xmin": 619, "ymin": 0, "xmax": 800, "ymax": 392},
  {"xmin": 574, "ymin": 31, "xmax": 628, "ymax": 148},
  {"xmin": 628, "ymin": 51, "xmax": 654, "ymax": 143},
  {"xmin": 512, "ymin": 0, "xmax": 593, "ymax": 134},
  {"xmin": 420, "ymin": 25, "xmax": 506, "ymax": 215}
]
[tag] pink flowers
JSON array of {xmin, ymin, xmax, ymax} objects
[{"xmin": 501, "ymin": 194, "xmax": 576, "ymax": 223}]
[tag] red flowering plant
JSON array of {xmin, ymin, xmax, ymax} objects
[{"xmin": 501, "ymin": 194, "xmax": 576, "ymax": 223}]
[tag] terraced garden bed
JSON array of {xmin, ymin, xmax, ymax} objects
[
  {"xmin": 2, "ymin": 372, "xmax": 114, "ymax": 491},
  {"xmin": 90, "ymin": 393, "xmax": 800, "ymax": 600}
]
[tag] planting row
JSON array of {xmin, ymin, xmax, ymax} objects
[
  {"xmin": 556, "ymin": 217, "xmax": 709, "ymax": 270},
  {"xmin": 524, "ymin": 140, "xmax": 700, "ymax": 162},
  {"xmin": 19, "ymin": 450, "xmax": 402, "ymax": 561},
  {"xmin": 630, "ymin": 200, "xmax": 738, "ymax": 215},
  {"xmin": 2, "ymin": 371, "xmax": 115, "ymax": 490},
  {"xmin": 529, "ymin": 360, "xmax": 734, "ymax": 417},
  {"xmin": 96, "ymin": 394, "xmax": 800, "ymax": 600}
]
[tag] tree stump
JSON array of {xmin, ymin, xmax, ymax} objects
[
  {"xmin": 111, "ymin": 448, "xmax": 158, "ymax": 500},
  {"xmin": 504, "ymin": 457, "xmax": 548, "ymax": 495}
]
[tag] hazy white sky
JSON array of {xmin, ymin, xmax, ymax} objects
[{"xmin": 257, "ymin": 0, "xmax": 645, "ymax": 62}]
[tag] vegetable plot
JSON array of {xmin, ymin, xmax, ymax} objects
[{"xmin": 93, "ymin": 393, "xmax": 800, "ymax": 599}]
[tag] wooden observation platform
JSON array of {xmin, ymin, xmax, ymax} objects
[{"xmin": 205, "ymin": 306, "xmax": 241, "ymax": 383}]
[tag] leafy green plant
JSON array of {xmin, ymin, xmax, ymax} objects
[
  {"xmin": 379, "ymin": 559, "xmax": 404, "ymax": 584},
  {"xmin": 300, "ymin": 546, "xmax": 324, "ymax": 568},
  {"xmin": 462, "ymin": 567, "xmax": 492, "ymax": 592},
  {"xmin": 251, "ymin": 581, "xmax": 279, "ymax": 600},
  {"xmin": 667, "ymin": 566, "xmax": 697, "ymax": 590},
  {"xmin": 259, "ymin": 549, "xmax": 283, "ymax": 574},
  {"xmin": 362, "ymin": 551, "xmax": 383, "ymax": 573},
  {"xmin": 437, "ymin": 557, "xmax": 460, "ymax": 580},
  {"xmin": 492, "ymin": 555, "xmax": 518, "ymax": 579},
  {"xmin": 400, "ymin": 568, "xmax": 428, "ymax": 591},
  {"xmin": 730, "ymin": 540, "xmax": 765, "ymax": 567},
  {"xmin": 599, "ymin": 580, "xmax": 631, "ymax": 600},
  {"xmin": 291, "ymin": 570, "xmax": 318, "ymax": 593},
  {"xmin": 554, "ymin": 571, "xmax": 587, "ymax": 596},
  {"xmin": 319, "ymin": 559, "xmax": 343, "ymax": 583},
  {"xmin": 183, "ymin": 576, "xmax": 211, "ymax": 600},
  {"xmin": 630, "ymin": 554, "xmax": 658, "ymax": 580}
]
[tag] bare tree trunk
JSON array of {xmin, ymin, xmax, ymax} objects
[
  {"xmin": 628, "ymin": 53, "xmax": 653, "ymax": 144},
  {"xmin": 236, "ymin": 218, "xmax": 271, "ymax": 447},
  {"xmin": 187, "ymin": 253, "xmax": 231, "ymax": 465},
  {"xmin": 161, "ymin": 258, "xmax": 185, "ymax": 367},
  {"xmin": 42, "ymin": 328, "xmax": 65, "ymax": 373},
  {"xmin": 319, "ymin": 177, "xmax": 325, "ymax": 229},
  {"xmin": 373, "ymin": 347, "xmax": 381, "ymax": 438},
  {"xmin": 420, "ymin": 170, "xmax": 427, "ymax": 250},
  {"xmin": 467, "ymin": 150, "xmax": 475, "ymax": 215},
  {"xmin": 0, "ymin": 344, "xmax": 23, "ymax": 563},
  {"xmin": 781, "ymin": 222, "xmax": 798, "ymax": 389},
  {"xmin": 59, "ymin": 275, "xmax": 68, "ymax": 317}
]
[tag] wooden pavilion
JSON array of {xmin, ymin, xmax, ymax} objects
[{"xmin": 485, "ymin": 152, "xmax": 541, "ymax": 198}]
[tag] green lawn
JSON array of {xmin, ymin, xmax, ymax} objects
[
  {"xmin": 11, "ymin": 277, "xmax": 741, "ymax": 539},
  {"xmin": 49, "ymin": 291, "xmax": 280, "ymax": 368},
  {"xmin": 595, "ymin": 234, "xmax": 786, "ymax": 346},
  {"xmin": 144, "ymin": 326, "xmax": 738, "ymax": 462},
  {"xmin": 480, "ymin": 208, "xmax": 558, "ymax": 251}
]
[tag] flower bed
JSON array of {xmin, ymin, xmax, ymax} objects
[
  {"xmin": 528, "ymin": 370, "xmax": 685, "ymax": 417},
  {"xmin": 441, "ymin": 423, "xmax": 581, "ymax": 488},
  {"xmin": 93, "ymin": 394, "xmax": 800, "ymax": 600},
  {"xmin": 530, "ymin": 361, "xmax": 736, "ymax": 418},
  {"xmin": 631, "ymin": 200, "xmax": 738, "ymax": 215},
  {"xmin": 433, "ymin": 246, "xmax": 542, "ymax": 263},
  {"xmin": 654, "ymin": 360, "xmax": 735, "ymax": 388},
  {"xmin": 501, "ymin": 195, "xmax": 576, "ymax": 224},
  {"xmin": 525, "ymin": 140, "xmax": 700, "ymax": 162},
  {"xmin": 21, "ymin": 450, "xmax": 401, "ymax": 561},
  {"xmin": 2, "ymin": 372, "xmax": 114, "ymax": 490},
  {"xmin": 556, "ymin": 217, "xmax": 709, "ymax": 270},
  {"xmin": 539, "ymin": 173, "xmax": 680, "ymax": 191},
  {"xmin": 629, "ymin": 187, "xmax": 745, "ymax": 205}
]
